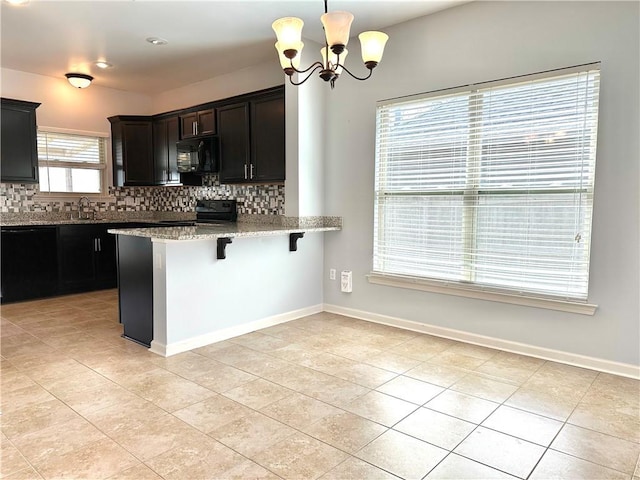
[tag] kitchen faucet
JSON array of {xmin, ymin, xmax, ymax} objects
[{"xmin": 77, "ymin": 196, "xmax": 94, "ymax": 220}]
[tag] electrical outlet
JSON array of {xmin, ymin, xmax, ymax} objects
[
  {"xmin": 329, "ymin": 268, "xmax": 336, "ymax": 280},
  {"xmin": 341, "ymin": 271, "xmax": 353, "ymax": 293}
]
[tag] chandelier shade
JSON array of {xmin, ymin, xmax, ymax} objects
[
  {"xmin": 320, "ymin": 11, "xmax": 354, "ymax": 52},
  {"xmin": 321, "ymin": 46, "xmax": 347, "ymax": 76},
  {"xmin": 271, "ymin": 17, "xmax": 304, "ymax": 53},
  {"xmin": 358, "ymin": 31, "xmax": 389, "ymax": 67},
  {"xmin": 275, "ymin": 42, "xmax": 303, "ymax": 71}
]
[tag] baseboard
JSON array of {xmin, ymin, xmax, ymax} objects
[
  {"xmin": 149, "ymin": 340, "xmax": 168, "ymax": 357},
  {"xmin": 323, "ymin": 303, "xmax": 640, "ymax": 380},
  {"xmin": 152, "ymin": 304, "xmax": 324, "ymax": 357}
]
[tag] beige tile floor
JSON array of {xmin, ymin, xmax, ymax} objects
[{"xmin": 1, "ymin": 289, "xmax": 639, "ymax": 480}]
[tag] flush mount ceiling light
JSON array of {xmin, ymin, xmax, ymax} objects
[
  {"xmin": 146, "ymin": 37, "xmax": 168, "ymax": 46},
  {"xmin": 272, "ymin": 0, "xmax": 388, "ymax": 88},
  {"xmin": 65, "ymin": 73, "xmax": 93, "ymax": 89},
  {"xmin": 4, "ymin": 0, "xmax": 30, "ymax": 5}
]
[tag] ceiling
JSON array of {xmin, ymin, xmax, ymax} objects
[{"xmin": 1, "ymin": 0, "xmax": 467, "ymax": 95}]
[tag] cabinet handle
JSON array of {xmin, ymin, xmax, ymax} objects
[
  {"xmin": 193, "ymin": 121, "xmax": 197, "ymax": 136},
  {"xmin": 244, "ymin": 164, "xmax": 248, "ymax": 179},
  {"xmin": 98, "ymin": 238, "xmax": 102, "ymax": 252},
  {"xmin": 250, "ymin": 164, "xmax": 254, "ymax": 180},
  {"xmin": 94, "ymin": 238, "xmax": 98, "ymax": 252}
]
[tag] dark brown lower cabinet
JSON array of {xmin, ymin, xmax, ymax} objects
[
  {"xmin": 58, "ymin": 224, "xmax": 120, "ymax": 294},
  {"xmin": 1, "ymin": 222, "xmax": 170, "ymax": 304},
  {"xmin": 116, "ymin": 235, "xmax": 154, "ymax": 346},
  {"xmin": 1, "ymin": 226, "xmax": 58, "ymax": 303}
]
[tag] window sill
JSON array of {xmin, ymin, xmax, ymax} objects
[
  {"xmin": 34, "ymin": 193, "xmax": 115, "ymax": 204},
  {"xmin": 367, "ymin": 272, "xmax": 597, "ymax": 316}
]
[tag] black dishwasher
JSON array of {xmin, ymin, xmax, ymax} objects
[{"xmin": 1, "ymin": 225, "xmax": 58, "ymax": 303}]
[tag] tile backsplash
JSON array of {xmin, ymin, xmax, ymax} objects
[{"xmin": 0, "ymin": 175, "xmax": 284, "ymax": 215}]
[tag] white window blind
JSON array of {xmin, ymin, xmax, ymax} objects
[
  {"xmin": 374, "ymin": 65, "xmax": 600, "ymax": 301},
  {"xmin": 37, "ymin": 130, "xmax": 107, "ymax": 194}
]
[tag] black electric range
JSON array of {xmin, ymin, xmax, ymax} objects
[
  {"xmin": 149, "ymin": 199, "xmax": 237, "ymax": 227},
  {"xmin": 195, "ymin": 199, "xmax": 237, "ymax": 225}
]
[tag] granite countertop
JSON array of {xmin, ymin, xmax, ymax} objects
[
  {"xmin": 0, "ymin": 218, "xmax": 164, "ymax": 227},
  {"xmin": 108, "ymin": 223, "xmax": 341, "ymax": 241},
  {"xmin": 2, "ymin": 213, "xmax": 343, "ymax": 238},
  {"xmin": 0, "ymin": 216, "xmax": 193, "ymax": 227}
]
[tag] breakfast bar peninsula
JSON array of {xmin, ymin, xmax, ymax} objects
[{"xmin": 109, "ymin": 217, "xmax": 341, "ymax": 356}]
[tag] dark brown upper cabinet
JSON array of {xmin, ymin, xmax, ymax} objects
[
  {"xmin": 1, "ymin": 98, "xmax": 40, "ymax": 184},
  {"xmin": 109, "ymin": 116, "xmax": 154, "ymax": 186},
  {"xmin": 179, "ymin": 109, "xmax": 215, "ymax": 139},
  {"xmin": 153, "ymin": 115, "xmax": 180, "ymax": 185},
  {"xmin": 250, "ymin": 92, "xmax": 285, "ymax": 183},
  {"xmin": 218, "ymin": 87, "xmax": 285, "ymax": 184},
  {"xmin": 108, "ymin": 85, "xmax": 284, "ymax": 187},
  {"xmin": 217, "ymin": 103, "xmax": 250, "ymax": 183}
]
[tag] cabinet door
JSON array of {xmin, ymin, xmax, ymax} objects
[
  {"xmin": 122, "ymin": 122, "xmax": 154, "ymax": 185},
  {"xmin": 198, "ymin": 109, "xmax": 216, "ymax": 136},
  {"xmin": 117, "ymin": 235, "xmax": 154, "ymax": 346},
  {"xmin": 250, "ymin": 93, "xmax": 285, "ymax": 182},
  {"xmin": 218, "ymin": 103, "xmax": 250, "ymax": 183},
  {"xmin": 153, "ymin": 119, "xmax": 168, "ymax": 184},
  {"xmin": 180, "ymin": 112, "xmax": 198, "ymax": 139},
  {"xmin": 180, "ymin": 110, "xmax": 215, "ymax": 138},
  {"xmin": 166, "ymin": 116, "xmax": 180, "ymax": 183},
  {"xmin": 1, "ymin": 227, "xmax": 57, "ymax": 303},
  {"xmin": 153, "ymin": 117, "xmax": 180, "ymax": 185},
  {"xmin": 58, "ymin": 225, "xmax": 98, "ymax": 293},
  {"xmin": 94, "ymin": 226, "xmax": 118, "ymax": 289},
  {"xmin": 0, "ymin": 99, "xmax": 40, "ymax": 184}
]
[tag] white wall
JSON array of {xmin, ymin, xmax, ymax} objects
[
  {"xmin": 153, "ymin": 234, "xmax": 324, "ymax": 354},
  {"xmin": 322, "ymin": 1, "xmax": 640, "ymax": 367},
  {"xmin": 0, "ymin": 61, "xmax": 284, "ymax": 131},
  {"xmin": 284, "ymin": 39, "xmax": 326, "ymax": 217},
  {"xmin": 1, "ymin": 68, "xmax": 152, "ymax": 133},
  {"xmin": 151, "ymin": 60, "xmax": 284, "ymax": 113}
]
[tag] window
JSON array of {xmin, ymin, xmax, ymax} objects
[
  {"xmin": 373, "ymin": 65, "xmax": 600, "ymax": 304},
  {"xmin": 37, "ymin": 129, "xmax": 108, "ymax": 195}
]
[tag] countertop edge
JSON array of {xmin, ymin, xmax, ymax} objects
[
  {"xmin": 1, "ymin": 214, "xmax": 343, "ymax": 229},
  {"xmin": 107, "ymin": 225, "xmax": 341, "ymax": 241}
]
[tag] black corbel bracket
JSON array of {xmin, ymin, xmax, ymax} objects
[
  {"xmin": 217, "ymin": 237, "xmax": 232, "ymax": 259},
  {"xmin": 289, "ymin": 232, "xmax": 305, "ymax": 252}
]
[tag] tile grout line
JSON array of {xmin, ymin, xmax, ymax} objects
[{"xmin": 3, "ymin": 293, "xmax": 638, "ymax": 479}]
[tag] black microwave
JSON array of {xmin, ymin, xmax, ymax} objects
[{"xmin": 176, "ymin": 136, "xmax": 219, "ymax": 174}]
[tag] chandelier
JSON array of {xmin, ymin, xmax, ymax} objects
[{"xmin": 272, "ymin": 1, "xmax": 389, "ymax": 88}]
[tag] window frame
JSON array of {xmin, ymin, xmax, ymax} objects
[
  {"xmin": 370, "ymin": 63, "xmax": 600, "ymax": 315},
  {"xmin": 35, "ymin": 126, "xmax": 113, "ymax": 202}
]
